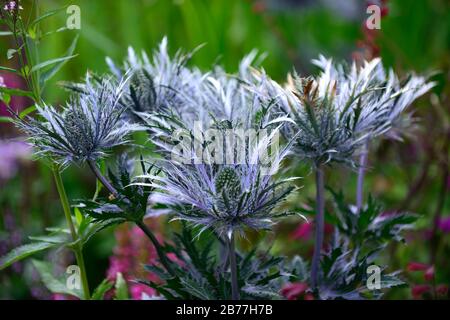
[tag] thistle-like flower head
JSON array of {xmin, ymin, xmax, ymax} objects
[
  {"xmin": 276, "ymin": 56, "xmax": 433, "ymax": 166},
  {"xmin": 106, "ymin": 37, "xmax": 205, "ymax": 124},
  {"xmin": 139, "ymin": 126, "xmax": 299, "ymax": 238},
  {"xmin": 14, "ymin": 74, "xmax": 135, "ymax": 167}
]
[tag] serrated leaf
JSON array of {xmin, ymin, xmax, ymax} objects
[{"xmin": 0, "ymin": 242, "xmax": 57, "ymax": 271}]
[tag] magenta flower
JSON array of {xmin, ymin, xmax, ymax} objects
[
  {"xmin": 438, "ymin": 217, "xmax": 450, "ymax": 233},
  {"xmin": 130, "ymin": 283, "xmax": 156, "ymax": 300}
]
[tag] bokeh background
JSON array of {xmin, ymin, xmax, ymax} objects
[{"xmin": 0, "ymin": 0, "xmax": 449, "ymax": 299}]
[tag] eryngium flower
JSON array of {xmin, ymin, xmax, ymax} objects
[
  {"xmin": 106, "ymin": 37, "xmax": 205, "ymax": 124},
  {"xmin": 138, "ymin": 131, "xmax": 300, "ymax": 238},
  {"xmin": 311, "ymin": 55, "xmax": 434, "ymax": 141},
  {"xmin": 14, "ymin": 75, "xmax": 135, "ymax": 167},
  {"xmin": 275, "ymin": 56, "xmax": 433, "ymax": 166}
]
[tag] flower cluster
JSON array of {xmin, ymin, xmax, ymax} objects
[
  {"xmin": 272, "ymin": 56, "xmax": 433, "ymax": 166},
  {"xmin": 13, "ymin": 74, "xmax": 137, "ymax": 167}
]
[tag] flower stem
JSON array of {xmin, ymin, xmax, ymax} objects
[
  {"xmin": 228, "ymin": 232, "xmax": 240, "ymax": 300},
  {"xmin": 87, "ymin": 160, "xmax": 175, "ymax": 276},
  {"xmin": 311, "ymin": 165, "xmax": 325, "ymax": 290},
  {"xmin": 356, "ymin": 140, "xmax": 370, "ymax": 212},
  {"xmin": 87, "ymin": 160, "xmax": 119, "ymax": 199},
  {"xmin": 52, "ymin": 166, "xmax": 90, "ymax": 299}
]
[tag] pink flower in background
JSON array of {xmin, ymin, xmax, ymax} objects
[
  {"xmin": 130, "ymin": 283, "xmax": 156, "ymax": 300},
  {"xmin": 436, "ymin": 285, "xmax": 448, "ymax": 296},
  {"xmin": 290, "ymin": 222, "xmax": 312, "ymax": 240},
  {"xmin": 106, "ymin": 222, "xmax": 164, "ymax": 299},
  {"xmin": 0, "ymin": 73, "xmax": 33, "ymax": 117},
  {"xmin": 411, "ymin": 285, "xmax": 431, "ymax": 299},
  {"xmin": 437, "ymin": 217, "xmax": 450, "ymax": 233},
  {"xmin": 291, "ymin": 222, "xmax": 333, "ymax": 241},
  {"xmin": 52, "ymin": 293, "xmax": 78, "ymax": 300},
  {"xmin": 407, "ymin": 262, "xmax": 429, "ymax": 272},
  {"xmin": 280, "ymin": 282, "xmax": 313, "ymax": 300},
  {"xmin": 424, "ymin": 266, "xmax": 435, "ymax": 281},
  {"xmin": 0, "ymin": 140, "xmax": 31, "ymax": 181}
]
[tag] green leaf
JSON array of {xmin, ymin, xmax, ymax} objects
[
  {"xmin": 114, "ymin": 272, "xmax": 129, "ymax": 300},
  {"xmin": 379, "ymin": 273, "xmax": 406, "ymax": 289},
  {"xmin": 91, "ymin": 279, "xmax": 114, "ymax": 300},
  {"xmin": 80, "ymin": 217, "xmax": 125, "ymax": 245},
  {"xmin": 1, "ymin": 93, "xmax": 11, "ymax": 105},
  {"xmin": 0, "ymin": 86, "xmax": 34, "ymax": 98},
  {"xmin": 40, "ymin": 35, "xmax": 79, "ymax": 85},
  {"xmin": 28, "ymin": 231, "xmax": 69, "ymax": 244},
  {"xmin": 19, "ymin": 105, "xmax": 37, "ymax": 119},
  {"xmin": 74, "ymin": 207, "xmax": 84, "ymax": 227},
  {"xmin": 0, "ymin": 116, "xmax": 13, "ymax": 123},
  {"xmin": 30, "ymin": 6, "xmax": 69, "ymax": 28},
  {"xmin": 0, "ymin": 31, "xmax": 13, "ymax": 36},
  {"xmin": 0, "ymin": 66, "xmax": 16, "ymax": 73},
  {"xmin": 31, "ymin": 54, "xmax": 78, "ymax": 74},
  {"xmin": 0, "ymin": 242, "xmax": 56, "ymax": 271},
  {"xmin": 32, "ymin": 259, "xmax": 82, "ymax": 299}
]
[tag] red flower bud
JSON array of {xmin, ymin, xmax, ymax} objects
[
  {"xmin": 407, "ymin": 262, "xmax": 429, "ymax": 272},
  {"xmin": 411, "ymin": 285, "xmax": 431, "ymax": 299},
  {"xmin": 424, "ymin": 266, "xmax": 435, "ymax": 281},
  {"xmin": 281, "ymin": 282, "xmax": 309, "ymax": 300},
  {"xmin": 436, "ymin": 285, "xmax": 448, "ymax": 296}
]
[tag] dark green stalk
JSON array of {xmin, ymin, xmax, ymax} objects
[
  {"xmin": 87, "ymin": 160, "xmax": 175, "ymax": 276},
  {"xmin": 228, "ymin": 232, "xmax": 240, "ymax": 300},
  {"xmin": 356, "ymin": 140, "xmax": 370, "ymax": 212},
  {"xmin": 52, "ymin": 165, "xmax": 90, "ymax": 299},
  {"xmin": 311, "ymin": 165, "xmax": 325, "ymax": 289}
]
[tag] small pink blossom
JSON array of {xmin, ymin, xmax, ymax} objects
[
  {"xmin": 411, "ymin": 285, "xmax": 431, "ymax": 299},
  {"xmin": 437, "ymin": 217, "xmax": 450, "ymax": 233},
  {"xmin": 280, "ymin": 282, "xmax": 310, "ymax": 300},
  {"xmin": 406, "ymin": 262, "xmax": 429, "ymax": 272},
  {"xmin": 130, "ymin": 283, "xmax": 156, "ymax": 300}
]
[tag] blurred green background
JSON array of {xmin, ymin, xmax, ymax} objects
[{"xmin": 1, "ymin": 0, "xmax": 449, "ymax": 299}]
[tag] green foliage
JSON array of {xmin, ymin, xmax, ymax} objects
[
  {"xmin": 79, "ymin": 155, "xmax": 159, "ymax": 225},
  {"xmin": 317, "ymin": 241, "xmax": 406, "ymax": 300},
  {"xmin": 139, "ymin": 226, "xmax": 285, "ymax": 300},
  {"xmin": 114, "ymin": 272, "xmax": 129, "ymax": 300},
  {"xmin": 91, "ymin": 279, "xmax": 114, "ymax": 300},
  {"xmin": 32, "ymin": 259, "xmax": 82, "ymax": 299},
  {"xmin": 311, "ymin": 190, "xmax": 417, "ymax": 299},
  {"xmin": 0, "ymin": 242, "xmax": 57, "ymax": 271},
  {"xmin": 329, "ymin": 189, "xmax": 418, "ymax": 248}
]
